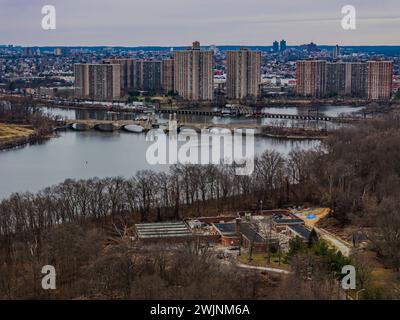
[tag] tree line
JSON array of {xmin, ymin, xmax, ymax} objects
[{"xmin": 0, "ymin": 100, "xmax": 56, "ymax": 137}]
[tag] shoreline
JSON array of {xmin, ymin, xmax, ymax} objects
[
  {"xmin": 0, "ymin": 132, "xmax": 54, "ymax": 151},
  {"xmin": 45, "ymin": 99, "xmax": 370, "ymax": 111},
  {"xmin": 1, "ymin": 93, "xmax": 375, "ymax": 113},
  {"xmin": 260, "ymin": 133, "xmax": 327, "ymax": 140}
]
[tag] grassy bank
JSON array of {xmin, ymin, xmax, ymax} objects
[
  {"xmin": 0, "ymin": 123, "xmax": 36, "ymax": 150},
  {"xmin": 0, "ymin": 123, "xmax": 34, "ymax": 140}
]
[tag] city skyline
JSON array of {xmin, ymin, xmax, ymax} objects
[{"xmin": 1, "ymin": 0, "xmax": 400, "ymax": 46}]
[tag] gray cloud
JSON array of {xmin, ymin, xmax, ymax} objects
[{"xmin": 0, "ymin": 0, "xmax": 399, "ymax": 46}]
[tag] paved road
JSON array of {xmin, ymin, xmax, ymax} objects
[{"xmin": 314, "ymin": 227, "xmax": 352, "ymax": 257}]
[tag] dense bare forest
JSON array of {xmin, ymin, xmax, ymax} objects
[{"xmin": 1, "ymin": 115, "xmax": 400, "ymax": 299}]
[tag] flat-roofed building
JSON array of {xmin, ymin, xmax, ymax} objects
[
  {"xmin": 211, "ymin": 219, "xmax": 267, "ymax": 252},
  {"xmin": 297, "ymin": 60, "xmax": 370, "ymax": 98},
  {"xmin": 287, "ymin": 224, "xmax": 312, "ymax": 241},
  {"xmin": 367, "ymin": 61, "xmax": 393, "ymax": 101},
  {"xmin": 54, "ymin": 48, "xmax": 62, "ymax": 56},
  {"xmin": 174, "ymin": 41, "xmax": 214, "ymax": 101},
  {"xmin": 326, "ymin": 62, "xmax": 346, "ymax": 96},
  {"xmin": 345, "ymin": 62, "xmax": 368, "ymax": 97},
  {"xmin": 74, "ymin": 63, "xmax": 89, "ymax": 98},
  {"xmin": 74, "ymin": 63, "xmax": 121, "ymax": 101},
  {"xmin": 103, "ymin": 58, "xmax": 136, "ymax": 95},
  {"xmin": 161, "ymin": 59, "xmax": 174, "ymax": 94},
  {"xmin": 136, "ymin": 60, "xmax": 162, "ymax": 92},
  {"xmin": 226, "ymin": 48, "xmax": 261, "ymax": 100},
  {"xmin": 296, "ymin": 60, "xmax": 326, "ymax": 98},
  {"xmin": 135, "ymin": 222, "xmax": 193, "ymax": 242},
  {"xmin": 272, "ymin": 213, "xmax": 305, "ymax": 233}
]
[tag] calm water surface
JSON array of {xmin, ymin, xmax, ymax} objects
[
  {"xmin": 1, "ymin": 105, "xmax": 361, "ymax": 199},
  {"xmin": 0, "ymin": 131, "xmax": 319, "ymax": 199}
]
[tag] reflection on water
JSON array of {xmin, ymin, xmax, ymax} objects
[
  {"xmin": 0, "ymin": 130, "xmax": 320, "ymax": 199},
  {"xmin": 42, "ymin": 105, "xmax": 364, "ymax": 131}
]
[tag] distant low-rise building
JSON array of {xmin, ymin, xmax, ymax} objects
[
  {"xmin": 135, "ymin": 222, "xmax": 194, "ymax": 243},
  {"xmin": 54, "ymin": 48, "xmax": 63, "ymax": 56},
  {"xmin": 211, "ymin": 218, "xmax": 267, "ymax": 252}
]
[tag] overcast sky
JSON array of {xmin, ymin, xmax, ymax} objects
[{"xmin": 0, "ymin": 0, "xmax": 399, "ymax": 46}]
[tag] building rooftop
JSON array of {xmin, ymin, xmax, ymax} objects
[
  {"xmin": 274, "ymin": 218, "xmax": 304, "ymax": 224},
  {"xmin": 239, "ymin": 223, "xmax": 265, "ymax": 244},
  {"xmin": 214, "ymin": 222, "xmax": 237, "ymax": 236},
  {"xmin": 213, "ymin": 222, "xmax": 265, "ymax": 243},
  {"xmin": 135, "ymin": 221, "xmax": 193, "ymax": 239},
  {"xmin": 288, "ymin": 224, "xmax": 312, "ymax": 240},
  {"xmin": 272, "ymin": 213, "xmax": 304, "ymax": 225}
]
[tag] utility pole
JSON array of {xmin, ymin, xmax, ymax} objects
[
  {"xmin": 267, "ymin": 216, "xmax": 272, "ymax": 265},
  {"xmin": 277, "ymin": 242, "xmax": 281, "ymax": 266}
]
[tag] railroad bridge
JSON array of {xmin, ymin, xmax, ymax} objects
[
  {"xmin": 64, "ymin": 119, "xmax": 140, "ymax": 128},
  {"xmin": 158, "ymin": 109, "xmax": 341, "ymax": 122}
]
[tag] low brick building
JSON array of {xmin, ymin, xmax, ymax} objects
[{"xmin": 211, "ymin": 218, "xmax": 267, "ymax": 252}]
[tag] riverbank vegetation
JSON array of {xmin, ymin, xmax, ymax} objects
[
  {"xmin": 0, "ymin": 124, "xmax": 35, "ymax": 150},
  {"xmin": 0, "ymin": 124, "xmax": 34, "ymax": 140},
  {"xmin": 0, "ymin": 101, "xmax": 56, "ymax": 150},
  {"xmin": 260, "ymin": 125, "xmax": 329, "ymax": 139}
]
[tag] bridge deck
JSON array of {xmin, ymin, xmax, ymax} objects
[
  {"xmin": 64, "ymin": 119, "xmax": 312, "ymax": 132},
  {"xmin": 158, "ymin": 109, "xmax": 343, "ymax": 122}
]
